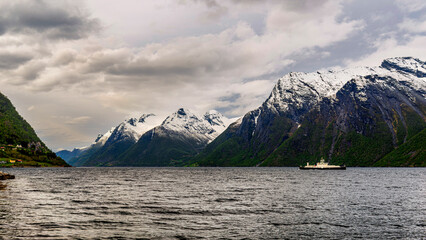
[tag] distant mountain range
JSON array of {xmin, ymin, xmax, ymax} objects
[
  {"xmin": 0, "ymin": 92, "xmax": 69, "ymax": 167},
  {"xmin": 58, "ymin": 109, "xmax": 235, "ymax": 166},
  {"xmin": 58, "ymin": 57, "xmax": 425, "ymax": 167}
]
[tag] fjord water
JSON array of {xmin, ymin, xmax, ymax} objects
[{"xmin": 0, "ymin": 168, "xmax": 424, "ymax": 239}]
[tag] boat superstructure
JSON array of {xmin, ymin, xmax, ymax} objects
[{"xmin": 299, "ymin": 158, "xmax": 346, "ymax": 170}]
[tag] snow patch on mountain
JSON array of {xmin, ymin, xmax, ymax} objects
[
  {"xmin": 264, "ymin": 57, "xmax": 425, "ymax": 113},
  {"xmin": 76, "ymin": 113, "xmax": 161, "ymax": 151},
  {"xmin": 382, "ymin": 57, "xmax": 426, "ymax": 78},
  {"xmin": 107, "ymin": 113, "xmax": 162, "ymax": 143},
  {"xmin": 264, "ymin": 66, "xmax": 394, "ymax": 113},
  {"xmin": 161, "ymin": 108, "xmax": 233, "ymax": 143},
  {"xmin": 93, "ymin": 127, "xmax": 115, "ymax": 146},
  {"xmin": 239, "ymin": 57, "xmax": 426, "ymax": 135}
]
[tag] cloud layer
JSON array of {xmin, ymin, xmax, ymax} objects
[{"xmin": 0, "ymin": 0, "xmax": 425, "ymax": 150}]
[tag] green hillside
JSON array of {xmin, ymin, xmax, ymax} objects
[
  {"xmin": 0, "ymin": 91, "xmax": 69, "ymax": 167},
  {"xmin": 374, "ymin": 128, "xmax": 426, "ymax": 167}
]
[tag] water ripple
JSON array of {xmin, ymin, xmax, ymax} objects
[{"xmin": 0, "ymin": 167, "xmax": 424, "ymax": 239}]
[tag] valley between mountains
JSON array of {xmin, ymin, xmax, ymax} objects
[{"xmin": 56, "ymin": 57, "xmax": 425, "ymax": 167}]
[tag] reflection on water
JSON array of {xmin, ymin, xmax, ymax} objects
[
  {"xmin": 0, "ymin": 182, "xmax": 6, "ymax": 190},
  {"xmin": 0, "ymin": 167, "xmax": 425, "ymax": 239}
]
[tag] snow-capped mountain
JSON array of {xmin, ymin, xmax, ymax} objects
[
  {"xmin": 59, "ymin": 57, "xmax": 425, "ymax": 167},
  {"xmin": 62, "ymin": 108, "xmax": 234, "ymax": 166},
  {"xmin": 103, "ymin": 113, "xmax": 162, "ymax": 145},
  {"xmin": 59, "ymin": 113, "xmax": 161, "ymax": 166},
  {"xmin": 195, "ymin": 57, "xmax": 426, "ymax": 167},
  {"xmin": 160, "ymin": 108, "xmax": 232, "ymax": 143},
  {"xmin": 257, "ymin": 57, "xmax": 425, "ymax": 125},
  {"xmin": 102, "ymin": 108, "xmax": 234, "ymax": 167}
]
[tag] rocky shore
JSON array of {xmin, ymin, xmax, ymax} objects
[{"xmin": 0, "ymin": 171, "xmax": 15, "ymax": 180}]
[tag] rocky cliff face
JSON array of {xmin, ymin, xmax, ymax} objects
[{"xmin": 195, "ymin": 57, "xmax": 426, "ymax": 167}]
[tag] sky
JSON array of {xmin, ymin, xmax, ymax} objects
[{"xmin": 0, "ymin": 0, "xmax": 425, "ymax": 151}]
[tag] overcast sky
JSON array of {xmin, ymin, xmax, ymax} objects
[{"xmin": 1, "ymin": 0, "xmax": 425, "ymax": 151}]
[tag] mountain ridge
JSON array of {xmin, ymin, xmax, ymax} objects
[
  {"xmin": 61, "ymin": 108, "xmax": 233, "ymax": 166},
  {"xmin": 193, "ymin": 57, "xmax": 426, "ymax": 167}
]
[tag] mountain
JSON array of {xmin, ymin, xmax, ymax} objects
[
  {"xmin": 0, "ymin": 91, "xmax": 69, "ymax": 167},
  {"xmin": 89, "ymin": 108, "xmax": 233, "ymax": 166},
  {"xmin": 63, "ymin": 109, "xmax": 233, "ymax": 166},
  {"xmin": 194, "ymin": 57, "xmax": 426, "ymax": 167},
  {"xmin": 56, "ymin": 147, "xmax": 86, "ymax": 162},
  {"xmin": 63, "ymin": 113, "xmax": 162, "ymax": 166}
]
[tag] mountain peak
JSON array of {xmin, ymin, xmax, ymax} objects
[
  {"xmin": 161, "ymin": 108, "xmax": 232, "ymax": 143},
  {"xmin": 139, "ymin": 113, "xmax": 155, "ymax": 123},
  {"xmin": 176, "ymin": 108, "xmax": 191, "ymax": 116},
  {"xmin": 162, "ymin": 108, "xmax": 201, "ymax": 128},
  {"xmin": 381, "ymin": 57, "xmax": 426, "ymax": 78},
  {"xmin": 204, "ymin": 110, "xmax": 225, "ymax": 127},
  {"xmin": 126, "ymin": 117, "xmax": 138, "ymax": 126}
]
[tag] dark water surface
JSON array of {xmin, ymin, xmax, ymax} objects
[{"xmin": 0, "ymin": 168, "xmax": 424, "ymax": 239}]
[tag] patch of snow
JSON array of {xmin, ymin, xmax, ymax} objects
[
  {"xmin": 161, "ymin": 108, "xmax": 234, "ymax": 143},
  {"xmin": 383, "ymin": 57, "xmax": 426, "ymax": 76},
  {"xmin": 93, "ymin": 127, "xmax": 115, "ymax": 146},
  {"xmin": 115, "ymin": 113, "xmax": 163, "ymax": 141},
  {"xmin": 264, "ymin": 57, "xmax": 426, "ymax": 114}
]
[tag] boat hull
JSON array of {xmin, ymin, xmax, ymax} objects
[{"xmin": 299, "ymin": 166, "xmax": 346, "ymax": 170}]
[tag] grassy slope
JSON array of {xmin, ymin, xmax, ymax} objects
[
  {"xmin": 0, "ymin": 92, "xmax": 42, "ymax": 146},
  {"xmin": 0, "ymin": 148, "xmax": 69, "ymax": 167},
  {"xmin": 0, "ymin": 91, "xmax": 69, "ymax": 167},
  {"xmin": 374, "ymin": 128, "xmax": 426, "ymax": 167}
]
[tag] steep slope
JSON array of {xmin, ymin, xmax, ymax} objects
[
  {"xmin": 0, "ymin": 91, "xmax": 69, "ymax": 167},
  {"xmin": 67, "ymin": 114, "xmax": 161, "ymax": 166},
  {"xmin": 107, "ymin": 108, "xmax": 232, "ymax": 166},
  {"xmin": 374, "ymin": 128, "xmax": 425, "ymax": 167},
  {"xmin": 65, "ymin": 127, "xmax": 116, "ymax": 166},
  {"xmin": 195, "ymin": 57, "xmax": 426, "ymax": 167},
  {"xmin": 0, "ymin": 92, "xmax": 42, "ymax": 146},
  {"xmin": 262, "ymin": 74, "xmax": 425, "ymax": 166}
]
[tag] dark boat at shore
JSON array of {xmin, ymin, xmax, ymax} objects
[
  {"xmin": 300, "ymin": 158, "xmax": 346, "ymax": 170},
  {"xmin": 0, "ymin": 171, "xmax": 15, "ymax": 180}
]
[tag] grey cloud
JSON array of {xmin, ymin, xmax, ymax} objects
[
  {"xmin": 51, "ymin": 50, "xmax": 76, "ymax": 66},
  {"xmin": 188, "ymin": 0, "xmax": 330, "ymax": 12},
  {"xmin": 0, "ymin": 0, "xmax": 100, "ymax": 40},
  {"xmin": 107, "ymin": 63, "xmax": 199, "ymax": 77},
  {"xmin": 0, "ymin": 24, "xmax": 5, "ymax": 35},
  {"xmin": 219, "ymin": 93, "xmax": 241, "ymax": 103},
  {"xmin": 4, "ymin": 0, "xmax": 421, "ymax": 151},
  {"xmin": 17, "ymin": 61, "xmax": 46, "ymax": 80},
  {"xmin": 395, "ymin": 0, "xmax": 426, "ymax": 12},
  {"xmin": 8, "ymin": 0, "xmax": 362, "ymax": 94},
  {"xmin": 0, "ymin": 52, "xmax": 32, "ymax": 69},
  {"xmin": 65, "ymin": 116, "xmax": 92, "ymax": 125}
]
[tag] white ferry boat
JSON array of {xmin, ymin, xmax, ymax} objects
[{"xmin": 299, "ymin": 158, "xmax": 346, "ymax": 170}]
